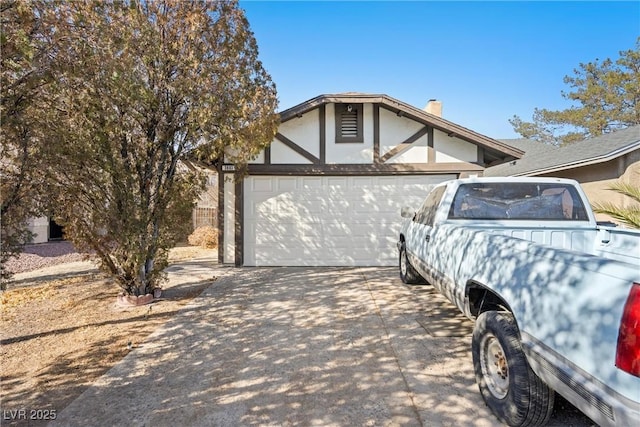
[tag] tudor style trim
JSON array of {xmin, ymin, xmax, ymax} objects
[
  {"xmin": 217, "ymin": 165, "xmax": 225, "ymax": 264},
  {"xmin": 275, "ymin": 133, "xmax": 320, "ymax": 164},
  {"xmin": 380, "ymin": 125, "xmax": 430, "ymax": 163},
  {"xmin": 279, "ymin": 93, "xmax": 524, "ymax": 162},
  {"xmin": 234, "ymin": 175, "xmax": 243, "ymax": 267},
  {"xmin": 246, "ymin": 162, "xmax": 484, "ymax": 176},
  {"xmin": 427, "ymin": 126, "xmax": 434, "ymax": 163},
  {"xmin": 264, "ymin": 145, "xmax": 271, "ymax": 164},
  {"xmin": 319, "ymin": 104, "xmax": 326, "ymax": 163},
  {"xmin": 477, "ymin": 146, "xmax": 485, "ymax": 165},
  {"xmin": 373, "ymin": 104, "xmax": 380, "ymax": 163}
]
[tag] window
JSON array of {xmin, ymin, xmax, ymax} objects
[
  {"xmin": 448, "ymin": 182, "xmax": 589, "ymax": 221},
  {"xmin": 414, "ymin": 186, "xmax": 446, "ymax": 226},
  {"xmin": 335, "ymin": 103, "xmax": 363, "ymax": 143}
]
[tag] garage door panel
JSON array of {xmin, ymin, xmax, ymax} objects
[
  {"xmin": 327, "ymin": 177, "xmax": 349, "ymax": 187},
  {"xmin": 276, "ymin": 177, "xmax": 298, "ymax": 191},
  {"xmin": 377, "ymin": 176, "xmax": 401, "ymax": 187},
  {"xmin": 351, "ymin": 176, "xmax": 373, "ymax": 187},
  {"xmin": 352, "ymin": 200, "xmax": 396, "ymax": 215},
  {"xmin": 323, "ymin": 221, "xmax": 350, "ymax": 235},
  {"xmin": 326, "ymin": 237, "xmax": 365, "ymax": 251},
  {"xmin": 275, "ymin": 199, "xmax": 298, "ymax": 216},
  {"xmin": 250, "ymin": 177, "xmax": 274, "ymax": 192},
  {"xmin": 244, "ymin": 175, "xmax": 455, "ymax": 266},
  {"xmin": 301, "ymin": 177, "xmax": 322, "ymax": 188}
]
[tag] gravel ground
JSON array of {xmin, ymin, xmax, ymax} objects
[{"xmin": 4, "ymin": 241, "xmax": 86, "ymax": 274}]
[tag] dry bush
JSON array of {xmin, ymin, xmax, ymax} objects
[{"xmin": 187, "ymin": 226, "xmax": 218, "ymax": 248}]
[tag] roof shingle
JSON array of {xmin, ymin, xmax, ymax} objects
[{"xmin": 485, "ymin": 125, "xmax": 640, "ymax": 177}]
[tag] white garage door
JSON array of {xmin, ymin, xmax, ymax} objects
[{"xmin": 244, "ymin": 175, "xmax": 454, "ymax": 266}]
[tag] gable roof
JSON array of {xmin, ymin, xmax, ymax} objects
[
  {"xmin": 485, "ymin": 125, "xmax": 640, "ymax": 177},
  {"xmin": 279, "ymin": 93, "xmax": 524, "ymax": 164}
]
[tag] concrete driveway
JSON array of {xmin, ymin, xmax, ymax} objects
[{"xmin": 51, "ymin": 267, "xmax": 591, "ymax": 426}]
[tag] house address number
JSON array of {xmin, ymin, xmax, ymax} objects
[{"xmin": 221, "ymin": 164, "xmax": 235, "ymax": 172}]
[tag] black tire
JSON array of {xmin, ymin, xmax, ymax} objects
[
  {"xmin": 472, "ymin": 311, "xmax": 554, "ymax": 427},
  {"xmin": 399, "ymin": 243, "xmax": 423, "ymax": 284}
]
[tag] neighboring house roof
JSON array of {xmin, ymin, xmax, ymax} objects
[
  {"xmin": 485, "ymin": 125, "xmax": 640, "ymax": 177},
  {"xmin": 279, "ymin": 93, "xmax": 524, "ymax": 163},
  {"xmin": 496, "ymin": 138, "xmax": 557, "ymax": 154}
]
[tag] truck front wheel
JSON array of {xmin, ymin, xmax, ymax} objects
[
  {"xmin": 472, "ymin": 311, "xmax": 554, "ymax": 427},
  {"xmin": 399, "ymin": 244, "xmax": 422, "ymax": 284}
]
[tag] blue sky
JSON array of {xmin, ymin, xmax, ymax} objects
[{"xmin": 239, "ymin": 1, "xmax": 639, "ymax": 139}]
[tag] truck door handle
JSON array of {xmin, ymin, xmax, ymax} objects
[{"xmin": 425, "ymin": 235, "xmax": 430, "ymax": 242}]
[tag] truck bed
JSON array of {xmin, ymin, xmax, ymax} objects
[{"xmin": 444, "ymin": 221, "xmax": 640, "ymax": 267}]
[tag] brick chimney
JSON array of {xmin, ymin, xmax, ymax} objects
[{"xmin": 424, "ymin": 99, "xmax": 442, "ymax": 117}]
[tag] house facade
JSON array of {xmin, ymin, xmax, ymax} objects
[
  {"xmin": 486, "ymin": 126, "xmax": 640, "ymax": 225},
  {"xmin": 218, "ymin": 93, "xmax": 522, "ymax": 266}
]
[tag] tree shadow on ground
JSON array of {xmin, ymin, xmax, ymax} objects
[{"xmin": 45, "ymin": 267, "xmax": 594, "ymax": 426}]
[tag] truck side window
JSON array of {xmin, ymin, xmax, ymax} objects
[{"xmin": 414, "ymin": 186, "xmax": 446, "ymax": 226}]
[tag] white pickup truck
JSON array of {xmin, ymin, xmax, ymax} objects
[{"xmin": 398, "ymin": 177, "xmax": 640, "ymax": 427}]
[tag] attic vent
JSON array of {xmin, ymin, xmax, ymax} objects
[
  {"xmin": 335, "ymin": 103, "xmax": 363, "ymax": 143},
  {"xmin": 341, "ymin": 110, "xmax": 358, "ymax": 137}
]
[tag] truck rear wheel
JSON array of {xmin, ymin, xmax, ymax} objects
[
  {"xmin": 472, "ymin": 311, "xmax": 554, "ymax": 427},
  {"xmin": 399, "ymin": 244, "xmax": 423, "ymax": 284}
]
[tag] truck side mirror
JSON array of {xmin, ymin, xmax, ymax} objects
[{"xmin": 401, "ymin": 207, "xmax": 414, "ymax": 218}]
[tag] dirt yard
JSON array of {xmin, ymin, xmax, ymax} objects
[{"xmin": 0, "ymin": 245, "xmax": 216, "ymax": 427}]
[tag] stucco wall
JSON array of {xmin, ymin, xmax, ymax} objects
[
  {"xmin": 28, "ymin": 216, "xmax": 49, "ymax": 244},
  {"xmin": 279, "ymin": 108, "xmax": 321, "ymax": 158},
  {"xmin": 270, "ymin": 140, "xmax": 314, "ymax": 164},
  {"xmin": 433, "ymin": 129, "xmax": 477, "ymax": 163},
  {"xmin": 380, "ymin": 108, "xmax": 428, "ymax": 163}
]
